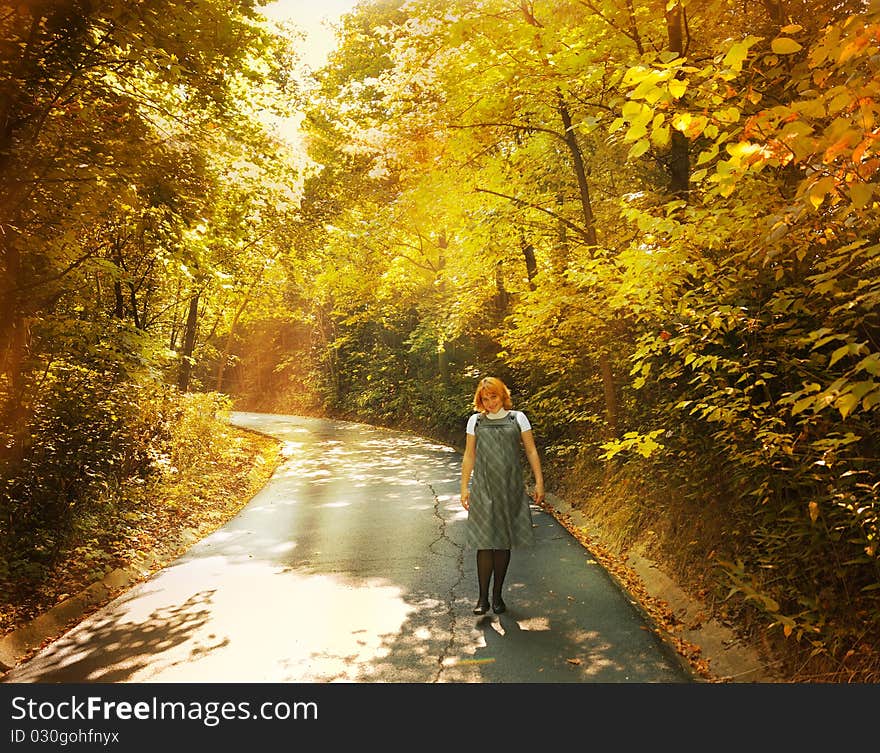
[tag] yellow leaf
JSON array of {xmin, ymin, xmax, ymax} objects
[
  {"xmin": 672, "ymin": 112, "xmax": 691, "ymax": 131},
  {"xmin": 808, "ymin": 501, "xmax": 820, "ymax": 523},
  {"xmin": 726, "ymin": 141, "xmax": 763, "ymax": 162},
  {"xmin": 626, "ymin": 122, "xmax": 648, "ymax": 141},
  {"xmin": 772, "ymin": 37, "xmax": 803, "ymax": 54},
  {"xmin": 714, "ymin": 106, "xmax": 741, "ymax": 124},
  {"xmin": 622, "ymin": 100, "xmax": 650, "ymax": 121},
  {"xmin": 722, "ymin": 36, "xmax": 761, "ymax": 73},
  {"xmin": 697, "ymin": 145, "xmax": 718, "ymax": 165},
  {"xmin": 849, "ymin": 182, "xmax": 873, "ymax": 209},
  {"xmin": 668, "ymin": 78, "xmax": 688, "ymax": 99},
  {"xmin": 628, "ymin": 139, "xmax": 651, "ymax": 159},
  {"xmin": 823, "ymin": 129, "xmax": 860, "ymax": 163},
  {"xmin": 839, "ymin": 39, "xmax": 869, "ymax": 64},
  {"xmin": 672, "ymin": 113, "xmax": 707, "ymax": 138},
  {"xmin": 651, "ymin": 123, "xmax": 671, "ymax": 147},
  {"xmin": 835, "ymin": 392, "xmax": 860, "ymax": 418},
  {"xmin": 828, "ymin": 90, "xmax": 852, "ymax": 114},
  {"xmin": 783, "ymin": 624, "xmax": 793, "ymax": 637},
  {"xmin": 808, "ymin": 176, "xmax": 837, "ymax": 209},
  {"xmin": 566, "ymin": 657, "xmax": 582, "ymax": 665}
]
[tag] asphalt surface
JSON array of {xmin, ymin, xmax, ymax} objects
[{"xmin": 3, "ymin": 412, "xmax": 694, "ymax": 683}]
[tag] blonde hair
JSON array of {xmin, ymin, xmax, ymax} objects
[{"xmin": 473, "ymin": 376, "xmax": 513, "ymax": 412}]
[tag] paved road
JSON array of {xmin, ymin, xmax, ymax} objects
[{"xmin": 4, "ymin": 412, "xmax": 693, "ymax": 683}]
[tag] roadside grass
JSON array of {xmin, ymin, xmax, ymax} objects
[{"xmin": 0, "ymin": 419, "xmax": 281, "ymax": 639}]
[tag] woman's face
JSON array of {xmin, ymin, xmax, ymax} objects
[{"xmin": 481, "ymin": 390, "xmax": 503, "ymax": 414}]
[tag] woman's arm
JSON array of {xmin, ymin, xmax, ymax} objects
[
  {"xmin": 460, "ymin": 433, "xmax": 476, "ymax": 509},
  {"xmin": 521, "ymin": 429, "xmax": 545, "ymax": 504}
]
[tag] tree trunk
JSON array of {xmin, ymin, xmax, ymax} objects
[
  {"xmin": 599, "ymin": 350, "xmax": 619, "ymax": 440},
  {"xmin": 494, "ymin": 260, "xmax": 509, "ymax": 314},
  {"xmin": 316, "ymin": 304, "xmax": 339, "ymax": 399},
  {"xmin": 436, "ymin": 230, "xmax": 450, "ymax": 384},
  {"xmin": 113, "ymin": 280, "xmax": 125, "ymax": 319},
  {"xmin": 215, "ymin": 294, "xmax": 251, "ymax": 393},
  {"xmin": 522, "ymin": 242, "xmax": 538, "ymax": 290},
  {"xmin": 0, "ymin": 228, "xmax": 31, "ymax": 462},
  {"xmin": 666, "ymin": 3, "xmax": 690, "ymax": 197},
  {"xmin": 624, "ymin": 0, "xmax": 645, "ymax": 54},
  {"xmin": 438, "ymin": 346, "xmax": 449, "ymax": 384},
  {"xmin": 557, "ymin": 93, "xmax": 598, "ymax": 247},
  {"xmin": 169, "ymin": 278, "xmax": 183, "ymax": 351},
  {"xmin": 177, "ymin": 291, "xmax": 200, "ymax": 393},
  {"xmin": 761, "ymin": 0, "xmax": 786, "ymax": 25},
  {"xmin": 556, "ymin": 93, "xmax": 618, "ymax": 437},
  {"xmin": 553, "ymin": 190, "xmax": 570, "ymax": 275}
]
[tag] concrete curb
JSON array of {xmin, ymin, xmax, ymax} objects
[
  {"xmin": 0, "ymin": 533, "xmax": 202, "ymax": 677},
  {"xmin": 0, "ymin": 568, "xmax": 141, "ymax": 673}
]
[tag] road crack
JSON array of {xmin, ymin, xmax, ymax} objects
[{"xmin": 421, "ymin": 475, "xmax": 465, "ymax": 683}]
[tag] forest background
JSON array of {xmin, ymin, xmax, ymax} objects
[{"xmin": 1, "ymin": 0, "xmax": 878, "ymax": 682}]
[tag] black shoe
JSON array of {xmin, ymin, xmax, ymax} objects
[
  {"xmin": 473, "ymin": 599, "xmax": 490, "ymax": 615},
  {"xmin": 491, "ymin": 597, "xmax": 506, "ymax": 614}
]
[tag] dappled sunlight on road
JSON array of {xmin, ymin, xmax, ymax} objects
[
  {"xmin": 8, "ymin": 552, "xmax": 423, "ymax": 682},
  {"xmin": 7, "ymin": 589, "xmax": 217, "ymax": 683},
  {"xmin": 509, "ymin": 616, "xmax": 551, "ymax": 631}
]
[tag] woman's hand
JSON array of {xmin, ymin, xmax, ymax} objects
[
  {"xmin": 461, "ymin": 490, "xmax": 470, "ymax": 510},
  {"xmin": 531, "ymin": 486, "xmax": 545, "ymax": 505}
]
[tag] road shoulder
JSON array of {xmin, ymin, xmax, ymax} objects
[{"xmin": 542, "ymin": 492, "xmax": 780, "ymax": 682}]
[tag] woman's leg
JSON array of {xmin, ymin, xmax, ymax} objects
[
  {"xmin": 491, "ymin": 549, "xmax": 511, "ymax": 612},
  {"xmin": 474, "ymin": 549, "xmax": 493, "ymax": 613}
]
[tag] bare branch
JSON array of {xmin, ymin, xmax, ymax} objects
[
  {"xmin": 578, "ymin": 0, "xmax": 643, "ymax": 53},
  {"xmin": 474, "ymin": 187, "xmax": 594, "ymax": 244},
  {"xmin": 448, "ymin": 120, "xmax": 566, "ymax": 143}
]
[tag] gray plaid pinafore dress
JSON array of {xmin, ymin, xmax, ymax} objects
[{"xmin": 466, "ymin": 411, "xmax": 535, "ymax": 549}]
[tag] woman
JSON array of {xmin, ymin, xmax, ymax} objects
[{"xmin": 460, "ymin": 376, "xmax": 545, "ymax": 615}]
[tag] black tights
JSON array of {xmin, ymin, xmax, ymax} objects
[{"xmin": 476, "ymin": 548, "xmax": 511, "ymax": 606}]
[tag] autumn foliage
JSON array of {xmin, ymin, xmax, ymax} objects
[{"xmin": 2, "ymin": 1, "xmax": 878, "ymax": 680}]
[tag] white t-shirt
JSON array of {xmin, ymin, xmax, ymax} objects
[{"xmin": 466, "ymin": 409, "xmax": 532, "ymax": 435}]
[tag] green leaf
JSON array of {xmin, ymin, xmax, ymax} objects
[{"xmin": 626, "ymin": 122, "xmax": 649, "ymax": 141}]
